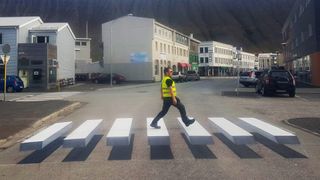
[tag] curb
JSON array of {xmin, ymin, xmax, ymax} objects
[
  {"xmin": 0, "ymin": 101, "xmax": 83, "ymax": 150},
  {"xmin": 282, "ymin": 119, "xmax": 320, "ymax": 137}
]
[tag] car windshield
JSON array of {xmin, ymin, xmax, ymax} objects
[
  {"xmin": 271, "ymin": 71, "xmax": 290, "ymax": 78},
  {"xmin": 172, "ymin": 72, "xmax": 178, "ymax": 75},
  {"xmin": 240, "ymin": 72, "xmax": 250, "ymax": 76}
]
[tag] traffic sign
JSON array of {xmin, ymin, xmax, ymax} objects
[{"xmin": 2, "ymin": 44, "xmax": 10, "ymax": 54}]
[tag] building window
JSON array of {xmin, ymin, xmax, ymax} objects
[
  {"xmin": 205, "ymin": 47, "xmax": 208, "ymax": 53},
  {"xmin": 0, "ymin": 33, "xmax": 2, "ymax": 44},
  {"xmin": 200, "ymin": 47, "xmax": 203, "ymax": 53},
  {"xmin": 155, "ymin": 60, "xmax": 159, "ymax": 75},
  {"xmin": 75, "ymin": 42, "xmax": 80, "ymax": 46},
  {"xmin": 37, "ymin": 36, "xmax": 49, "ymax": 43},
  {"xmin": 200, "ymin": 57, "xmax": 204, "ymax": 63},
  {"xmin": 81, "ymin": 42, "xmax": 87, "ymax": 46},
  {"xmin": 308, "ymin": 24, "xmax": 313, "ymax": 37},
  {"xmin": 164, "ymin": 44, "xmax": 166, "ymax": 53},
  {"xmin": 155, "ymin": 41, "xmax": 158, "ymax": 51},
  {"xmin": 168, "ymin": 45, "xmax": 170, "ymax": 54},
  {"xmin": 205, "ymin": 57, "xmax": 209, "ymax": 63},
  {"xmin": 160, "ymin": 43, "xmax": 162, "ymax": 52},
  {"xmin": 301, "ymin": 32, "xmax": 304, "ymax": 42}
]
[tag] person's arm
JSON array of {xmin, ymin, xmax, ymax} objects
[{"xmin": 170, "ymin": 86, "xmax": 177, "ymax": 105}]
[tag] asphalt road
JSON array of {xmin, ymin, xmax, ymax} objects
[{"xmin": 0, "ymin": 78, "xmax": 319, "ymax": 179}]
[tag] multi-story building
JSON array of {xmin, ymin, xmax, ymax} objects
[
  {"xmin": 239, "ymin": 51, "xmax": 256, "ymax": 72},
  {"xmin": 102, "ymin": 15, "xmax": 190, "ymax": 82},
  {"xmin": 188, "ymin": 34, "xmax": 200, "ymax": 71},
  {"xmin": 282, "ymin": 0, "xmax": 320, "ymax": 86},
  {"xmin": 0, "ymin": 17, "xmax": 76, "ymax": 89},
  {"xmin": 257, "ymin": 53, "xmax": 277, "ymax": 70},
  {"xmin": 198, "ymin": 41, "xmax": 234, "ymax": 76}
]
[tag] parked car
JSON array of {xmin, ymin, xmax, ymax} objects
[
  {"xmin": 91, "ymin": 73, "xmax": 126, "ymax": 84},
  {"xmin": 239, "ymin": 70, "xmax": 263, "ymax": 87},
  {"xmin": 255, "ymin": 68, "xmax": 296, "ymax": 97},
  {"xmin": 186, "ymin": 70, "xmax": 200, "ymax": 81},
  {"xmin": 0, "ymin": 75, "xmax": 24, "ymax": 92},
  {"xmin": 171, "ymin": 72, "xmax": 186, "ymax": 82}
]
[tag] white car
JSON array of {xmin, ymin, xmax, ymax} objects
[{"xmin": 171, "ymin": 72, "xmax": 186, "ymax": 82}]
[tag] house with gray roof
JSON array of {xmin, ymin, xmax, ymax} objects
[{"xmin": 0, "ymin": 17, "xmax": 76, "ymax": 90}]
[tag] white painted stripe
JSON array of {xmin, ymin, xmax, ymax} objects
[
  {"xmin": 20, "ymin": 122, "xmax": 72, "ymax": 151},
  {"xmin": 208, "ymin": 117, "xmax": 255, "ymax": 144},
  {"xmin": 239, "ymin": 117, "xmax": 299, "ymax": 144},
  {"xmin": 147, "ymin": 118, "xmax": 170, "ymax": 145},
  {"xmin": 177, "ymin": 117, "xmax": 213, "ymax": 145},
  {"xmin": 63, "ymin": 119, "xmax": 103, "ymax": 148},
  {"xmin": 106, "ymin": 118, "xmax": 133, "ymax": 146}
]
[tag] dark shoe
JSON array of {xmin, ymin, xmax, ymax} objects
[
  {"xmin": 185, "ymin": 118, "xmax": 195, "ymax": 127},
  {"xmin": 150, "ymin": 123, "xmax": 161, "ymax": 129}
]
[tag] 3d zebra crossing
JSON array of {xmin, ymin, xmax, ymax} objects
[{"xmin": 20, "ymin": 117, "xmax": 300, "ymax": 153}]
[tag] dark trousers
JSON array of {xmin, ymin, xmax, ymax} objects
[{"xmin": 152, "ymin": 97, "xmax": 190, "ymax": 125}]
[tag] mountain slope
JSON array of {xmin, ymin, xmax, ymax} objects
[{"xmin": 0, "ymin": 0, "xmax": 295, "ymax": 60}]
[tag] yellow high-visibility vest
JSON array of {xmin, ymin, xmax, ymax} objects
[{"xmin": 162, "ymin": 76, "xmax": 177, "ymax": 97}]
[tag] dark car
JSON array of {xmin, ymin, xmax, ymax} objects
[
  {"xmin": 186, "ymin": 70, "xmax": 200, "ymax": 81},
  {"xmin": 239, "ymin": 70, "xmax": 264, "ymax": 87},
  {"xmin": 255, "ymin": 69, "xmax": 296, "ymax": 97},
  {"xmin": 0, "ymin": 75, "xmax": 24, "ymax": 92},
  {"xmin": 91, "ymin": 73, "xmax": 126, "ymax": 84}
]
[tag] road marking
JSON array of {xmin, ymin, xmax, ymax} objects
[
  {"xmin": 20, "ymin": 122, "xmax": 72, "ymax": 151},
  {"xmin": 209, "ymin": 117, "xmax": 255, "ymax": 144},
  {"xmin": 63, "ymin": 119, "xmax": 103, "ymax": 148},
  {"xmin": 106, "ymin": 118, "xmax": 133, "ymax": 146},
  {"xmin": 147, "ymin": 118, "xmax": 170, "ymax": 145},
  {"xmin": 177, "ymin": 117, "xmax": 213, "ymax": 145},
  {"xmin": 238, "ymin": 117, "xmax": 300, "ymax": 144}
]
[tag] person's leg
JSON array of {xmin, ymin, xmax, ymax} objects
[
  {"xmin": 151, "ymin": 99, "xmax": 171, "ymax": 128},
  {"xmin": 173, "ymin": 97, "xmax": 195, "ymax": 125}
]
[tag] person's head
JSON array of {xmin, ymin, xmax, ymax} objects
[{"xmin": 164, "ymin": 67, "xmax": 173, "ymax": 76}]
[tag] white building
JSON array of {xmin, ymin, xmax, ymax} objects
[
  {"xmin": 198, "ymin": 41, "xmax": 234, "ymax": 76},
  {"xmin": 239, "ymin": 51, "xmax": 256, "ymax": 71},
  {"xmin": 257, "ymin": 53, "xmax": 277, "ymax": 70},
  {"xmin": 75, "ymin": 38, "xmax": 92, "ymax": 63},
  {"xmin": 29, "ymin": 23, "xmax": 76, "ymax": 81},
  {"xmin": 102, "ymin": 15, "xmax": 190, "ymax": 82},
  {"xmin": 0, "ymin": 17, "xmax": 43, "ymax": 75},
  {"xmin": 0, "ymin": 17, "xmax": 76, "ymax": 89}
]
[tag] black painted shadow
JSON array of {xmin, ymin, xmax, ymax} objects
[
  {"xmin": 18, "ymin": 137, "xmax": 64, "ymax": 164},
  {"xmin": 108, "ymin": 135, "xmax": 134, "ymax": 160},
  {"xmin": 150, "ymin": 145, "xmax": 174, "ymax": 160},
  {"xmin": 214, "ymin": 133, "xmax": 262, "ymax": 159},
  {"xmin": 181, "ymin": 133, "xmax": 216, "ymax": 159},
  {"xmin": 62, "ymin": 135, "xmax": 103, "ymax": 162},
  {"xmin": 252, "ymin": 133, "xmax": 307, "ymax": 158}
]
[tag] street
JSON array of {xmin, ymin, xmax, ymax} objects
[{"xmin": 0, "ymin": 78, "xmax": 320, "ymax": 179}]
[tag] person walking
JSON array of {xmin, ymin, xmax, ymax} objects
[{"xmin": 150, "ymin": 67, "xmax": 195, "ymax": 129}]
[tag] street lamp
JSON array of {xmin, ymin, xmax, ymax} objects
[
  {"xmin": 1, "ymin": 44, "xmax": 11, "ymax": 101},
  {"xmin": 235, "ymin": 47, "xmax": 242, "ymax": 96}
]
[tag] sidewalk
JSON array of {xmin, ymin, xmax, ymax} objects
[{"xmin": 0, "ymin": 100, "xmax": 81, "ymax": 150}]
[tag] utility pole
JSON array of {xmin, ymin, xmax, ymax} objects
[{"xmin": 1, "ymin": 44, "xmax": 11, "ymax": 102}]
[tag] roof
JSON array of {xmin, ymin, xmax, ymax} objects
[
  {"xmin": 30, "ymin": 23, "xmax": 76, "ymax": 40},
  {"xmin": 0, "ymin": 16, "xmax": 43, "ymax": 27}
]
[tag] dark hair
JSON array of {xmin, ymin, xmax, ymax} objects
[{"xmin": 164, "ymin": 67, "xmax": 171, "ymax": 74}]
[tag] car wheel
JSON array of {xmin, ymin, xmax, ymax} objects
[
  {"xmin": 94, "ymin": 79, "xmax": 99, "ymax": 84},
  {"xmin": 112, "ymin": 79, "xmax": 117, "ymax": 84},
  {"xmin": 7, "ymin": 86, "xmax": 14, "ymax": 93},
  {"xmin": 289, "ymin": 91, "xmax": 295, "ymax": 97}
]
